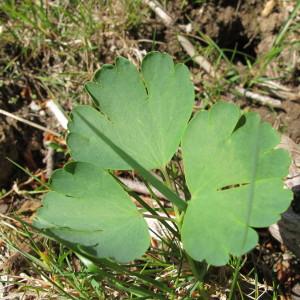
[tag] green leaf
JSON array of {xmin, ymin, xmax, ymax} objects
[
  {"xmin": 34, "ymin": 162, "xmax": 150, "ymax": 262},
  {"xmin": 67, "ymin": 52, "xmax": 194, "ymax": 170},
  {"xmin": 181, "ymin": 102, "xmax": 292, "ymax": 266}
]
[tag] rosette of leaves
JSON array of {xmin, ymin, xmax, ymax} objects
[{"xmin": 34, "ymin": 52, "xmax": 292, "ymax": 266}]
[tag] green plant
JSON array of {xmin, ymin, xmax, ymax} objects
[{"xmin": 34, "ymin": 52, "xmax": 291, "ymax": 271}]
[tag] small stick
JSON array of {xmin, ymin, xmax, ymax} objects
[
  {"xmin": 0, "ymin": 109, "xmax": 60, "ymax": 137},
  {"xmin": 43, "ymin": 144, "xmax": 54, "ymax": 179},
  {"xmin": 257, "ymin": 81, "xmax": 300, "ymax": 101},
  {"xmin": 178, "ymin": 35, "xmax": 217, "ymax": 78},
  {"xmin": 235, "ymin": 87, "xmax": 282, "ymax": 108},
  {"xmin": 143, "ymin": 0, "xmax": 173, "ymax": 26},
  {"xmin": 46, "ymin": 100, "xmax": 69, "ymax": 130}
]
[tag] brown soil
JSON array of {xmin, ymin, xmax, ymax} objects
[
  {"xmin": 0, "ymin": 101, "xmax": 45, "ymax": 188},
  {"xmin": 137, "ymin": 0, "xmax": 290, "ymax": 62},
  {"xmin": 0, "ymin": 114, "xmax": 18, "ymax": 187},
  {"xmin": 188, "ymin": 0, "xmax": 287, "ymax": 59}
]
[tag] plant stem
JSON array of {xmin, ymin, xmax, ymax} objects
[
  {"xmin": 161, "ymin": 166, "xmax": 208, "ymax": 283},
  {"xmin": 228, "ymin": 257, "xmax": 243, "ymax": 300},
  {"xmin": 186, "ymin": 254, "xmax": 208, "ymax": 283},
  {"xmin": 161, "ymin": 166, "xmax": 181, "ymax": 220}
]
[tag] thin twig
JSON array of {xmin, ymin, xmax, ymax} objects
[
  {"xmin": 235, "ymin": 87, "xmax": 282, "ymax": 108},
  {"xmin": 46, "ymin": 100, "xmax": 69, "ymax": 130},
  {"xmin": 0, "ymin": 109, "xmax": 60, "ymax": 137},
  {"xmin": 143, "ymin": 0, "xmax": 173, "ymax": 26},
  {"xmin": 257, "ymin": 81, "xmax": 300, "ymax": 101},
  {"xmin": 177, "ymin": 35, "xmax": 217, "ymax": 78},
  {"xmin": 43, "ymin": 143, "xmax": 54, "ymax": 179}
]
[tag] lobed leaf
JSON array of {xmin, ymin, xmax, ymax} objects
[
  {"xmin": 68, "ymin": 52, "xmax": 194, "ymax": 170},
  {"xmin": 181, "ymin": 102, "xmax": 292, "ymax": 265},
  {"xmin": 34, "ymin": 162, "xmax": 150, "ymax": 262}
]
